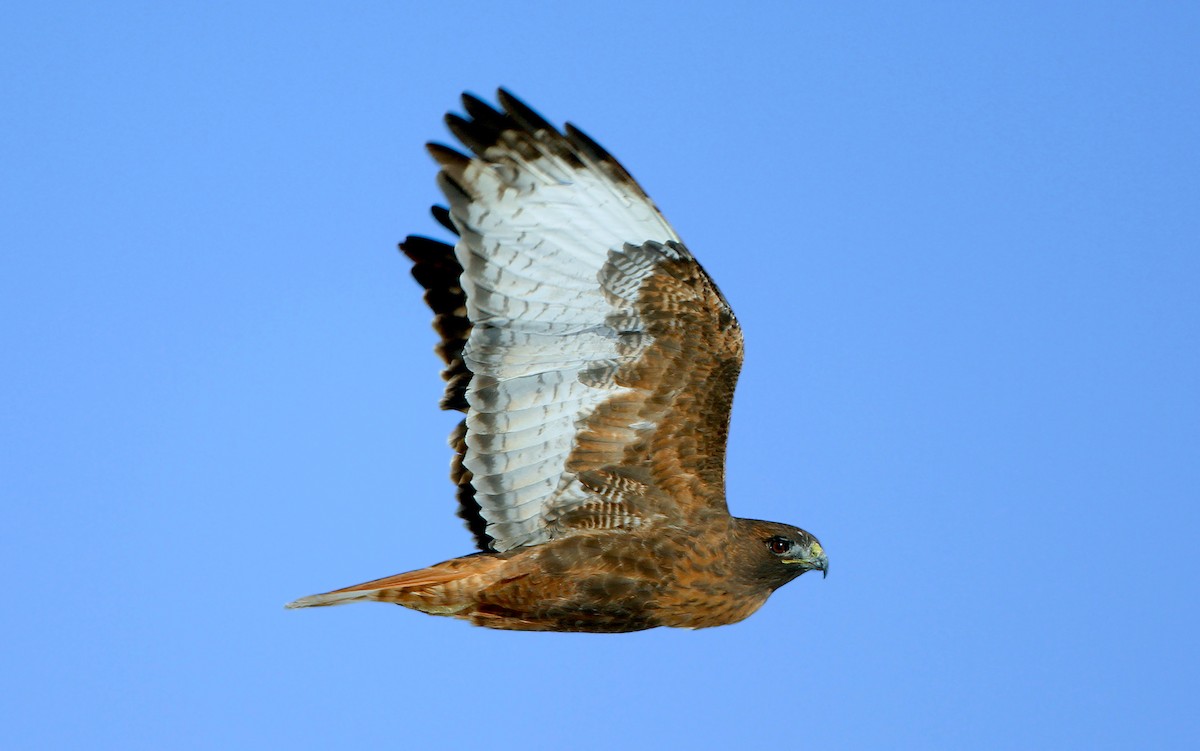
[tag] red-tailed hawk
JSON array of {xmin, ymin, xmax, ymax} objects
[{"xmin": 287, "ymin": 90, "xmax": 827, "ymax": 632}]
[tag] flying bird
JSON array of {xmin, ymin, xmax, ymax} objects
[{"xmin": 287, "ymin": 90, "xmax": 827, "ymax": 632}]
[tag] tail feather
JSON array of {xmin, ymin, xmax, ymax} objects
[
  {"xmin": 285, "ymin": 554, "xmax": 507, "ymax": 612},
  {"xmin": 285, "ymin": 590, "xmax": 378, "ymax": 609}
]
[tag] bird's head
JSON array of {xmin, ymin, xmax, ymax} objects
[{"xmin": 735, "ymin": 519, "xmax": 828, "ymax": 589}]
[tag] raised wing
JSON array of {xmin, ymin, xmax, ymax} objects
[{"xmin": 400, "ymin": 90, "xmax": 743, "ymax": 552}]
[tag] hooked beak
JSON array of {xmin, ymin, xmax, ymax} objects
[{"xmin": 784, "ymin": 542, "xmax": 828, "ymax": 578}]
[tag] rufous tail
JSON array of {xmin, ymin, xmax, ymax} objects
[{"xmin": 285, "ymin": 554, "xmax": 506, "ymax": 612}]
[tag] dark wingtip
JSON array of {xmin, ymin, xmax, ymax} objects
[
  {"xmin": 399, "ymin": 234, "xmax": 453, "ymax": 266},
  {"xmin": 431, "ymin": 205, "xmax": 456, "ymax": 234},
  {"xmin": 564, "ymin": 123, "xmax": 609, "ymax": 161},
  {"xmin": 496, "ymin": 88, "xmax": 556, "ymax": 134},
  {"xmin": 564, "ymin": 122, "xmax": 645, "ymax": 198},
  {"xmin": 426, "ymin": 141, "xmax": 470, "ymax": 168},
  {"xmin": 461, "ymin": 91, "xmax": 504, "ymax": 122}
]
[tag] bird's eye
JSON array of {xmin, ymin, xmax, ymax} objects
[{"xmin": 766, "ymin": 537, "xmax": 791, "ymax": 555}]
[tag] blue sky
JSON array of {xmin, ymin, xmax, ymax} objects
[{"xmin": 3, "ymin": 2, "xmax": 1198, "ymax": 748}]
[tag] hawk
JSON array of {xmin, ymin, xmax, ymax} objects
[{"xmin": 287, "ymin": 90, "xmax": 827, "ymax": 632}]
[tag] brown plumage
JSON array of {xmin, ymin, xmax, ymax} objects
[{"xmin": 287, "ymin": 90, "xmax": 827, "ymax": 632}]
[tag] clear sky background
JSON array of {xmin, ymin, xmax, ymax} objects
[{"xmin": 3, "ymin": 2, "xmax": 1197, "ymax": 749}]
